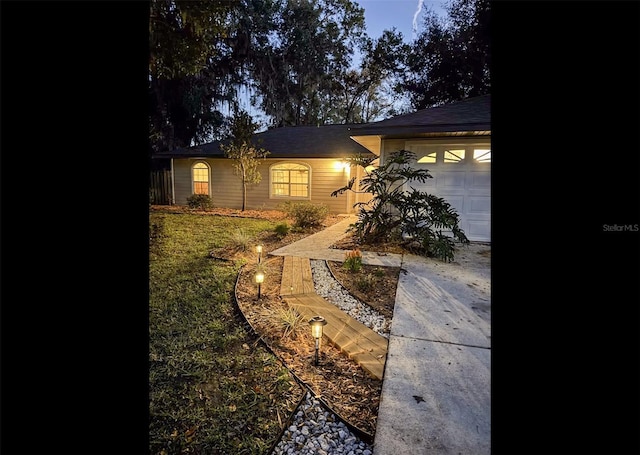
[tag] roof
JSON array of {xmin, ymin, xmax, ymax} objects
[
  {"xmin": 348, "ymin": 94, "xmax": 491, "ymax": 137},
  {"xmin": 154, "ymin": 123, "xmax": 375, "ymax": 159}
]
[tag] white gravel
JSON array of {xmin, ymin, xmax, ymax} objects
[
  {"xmin": 310, "ymin": 259, "xmax": 390, "ymax": 338},
  {"xmin": 272, "ymin": 392, "xmax": 373, "ymax": 455}
]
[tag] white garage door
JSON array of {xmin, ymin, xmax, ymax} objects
[{"xmin": 405, "ymin": 141, "xmax": 491, "ymax": 242}]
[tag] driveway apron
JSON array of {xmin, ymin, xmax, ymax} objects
[{"xmin": 372, "ymin": 253, "xmax": 490, "ymax": 455}]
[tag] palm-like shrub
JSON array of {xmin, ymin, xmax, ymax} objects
[{"xmin": 331, "ymin": 149, "xmax": 469, "ymax": 262}]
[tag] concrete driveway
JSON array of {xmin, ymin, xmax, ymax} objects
[{"xmin": 372, "ymin": 244, "xmax": 491, "ymax": 455}]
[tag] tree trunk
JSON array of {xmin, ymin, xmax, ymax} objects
[
  {"xmin": 242, "ymin": 180, "xmax": 247, "ymax": 211},
  {"xmin": 242, "ymin": 164, "xmax": 248, "ymax": 211}
]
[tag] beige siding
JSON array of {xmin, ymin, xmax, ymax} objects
[
  {"xmin": 173, "ymin": 159, "xmax": 195, "ymax": 205},
  {"xmin": 172, "ymin": 157, "xmax": 353, "ymax": 214},
  {"xmin": 353, "ymin": 165, "xmax": 374, "ymax": 211}
]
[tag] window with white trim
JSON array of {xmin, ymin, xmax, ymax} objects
[
  {"xmin": 270, "ymin": 163, "xmax": 310, "ymax": 199},
  {"xmin": 192, "ymin": 162, "xmax": 210, "ymax": 195}
]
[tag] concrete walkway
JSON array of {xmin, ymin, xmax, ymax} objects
[{"xmin": 270, "ymin": 215, "xmax": 491, "ymax": 455}]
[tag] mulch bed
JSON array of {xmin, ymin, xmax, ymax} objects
[{"xmin": 234, "ymin": 256, "xmax": 386, "ymax": 437}]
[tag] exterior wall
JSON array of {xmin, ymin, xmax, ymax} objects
[
  {"xmin": 352, "ymin": 164, "xmax": 374, "ymax": 212},
  {"xmin": 381, "ymin": 139, "xmax": 407, "ymax": 161},
  {"xmin": 172, "ymin": 157, "xmax": 353, "ymax": 214}
]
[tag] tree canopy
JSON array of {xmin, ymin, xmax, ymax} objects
[
  {"xmin": 399, "ymin": 0, "xmax": 491, "ymax": 109},
  {"xmin": 149, "ymin": 0, "xmax": 490, "ymax": 155}
]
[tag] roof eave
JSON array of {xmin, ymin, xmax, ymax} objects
[{"xmin": 349, "ymin": 122, "xmax": 491, "ymax": 136}]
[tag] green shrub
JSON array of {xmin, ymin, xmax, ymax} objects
[
  {"xmin": 273, "ymin": 307, "xmax": 305, "ymax": 340},
  {"xmin": 280, "ymin": 201, "xmax": 329, "ymax": 228},
  {"xmin": 186, "ymin": 193, "xmax": 213, "ymax": 210},
  {"xmin": 342, "ymin": 249, "xmax": 363, "ymax": 273},
  {"xmin": 355, "ymin": 273, "xmax": 376, "ymax": 292},
  {"xmin": 229, "ymin": 228, "xmax": 253, "ymax": 252},
  {"xmin": 274, "ymin": 223, "xmax": 290, "ymax": 238}
]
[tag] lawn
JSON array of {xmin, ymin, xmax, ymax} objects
[{"xmin": 149, "ymin": 209, "xmax": 305, "ymax": 455}]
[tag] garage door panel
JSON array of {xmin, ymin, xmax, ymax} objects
[
  {"xmin": 438, "ymin": 171, "xmax": 466, "ymax": 188},
  {"xmin": 411, "ymin": 177, "xmax": 436, "ymax": 188},
  {"xmin": 466, "ymin": 220, "xmax": 491, "ymax": 241},
  {"xmin": 468, "ymin": 171, "xmax": 491, "ymax": 189},
  {"xmin": 467, "ymin": 196, "xmax": 490, "ymax": 215},
  {"xmin": 438, "ymin": 194, "xmax": 465, "ymax": 214}
]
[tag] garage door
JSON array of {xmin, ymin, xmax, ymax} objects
[{"xmin": 405, "ymin": 142, "xmax": 491, "ymax": 242}]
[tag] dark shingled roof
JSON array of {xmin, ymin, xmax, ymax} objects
[
  {"xmin": 154, "ymin": 123, "xmax": 375, "ymax": 159},
  {"xmin": 348, "ymin": 94, "xmax": 490, "ymax": 136}
]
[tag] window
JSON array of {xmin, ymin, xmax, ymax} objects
[
  {"xmin": 192, "ymin": 162, "xmax": 210, "ymax": 195},
  {"xmin": 270, "ymin": 163, "xmax": 309, "ymax": 199},
  {"xmin": 473, "ymin": 149, "xmax": 491, "ymax": 163},
  {"xmin": 417, "ymin": 152, "xmax": 437, "ymax": 163},
  {"xmin": 444, "ymin": 149, "xmax": 466, "ymax": 163},
  {"xmin": 407, "ymin": 142, "xmax": 491, "ymax": 165}
]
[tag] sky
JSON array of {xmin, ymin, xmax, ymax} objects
[{"xmin": 354, "ymin": 0, "xmax": 447, "ymax": 43}]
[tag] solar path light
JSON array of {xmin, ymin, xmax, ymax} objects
[
  {"xmin": 255, "ymin": 270, "xmax": 265, "ymax": 299},
  {"xmin": 308, "ymin": 316, "xmax": 327, "ymax": 366}
]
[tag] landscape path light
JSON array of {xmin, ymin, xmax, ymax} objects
[
  {"xmin": 308, "ymin": 316, "xmax": 327, "ymax": 366},
  {"xmin": 255, "ymin": 270, "xmax": 265, "ymax": 299},
  {"xmin": 256, "ymin": 244, "xmax": 263, "ymax": 263}
]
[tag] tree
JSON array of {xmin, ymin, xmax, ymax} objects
[
  {"xmin": 250, "ymin": 0, "xmax": 366, "ymax": 127},
  {"xmin": 331, "ymin": 150, "xmax": 469, "ymax": 261},
  {"xmin": 399, "ymin": 0, "xmax": 490, "ymax": 109},
  {"xmin": 148, "ymin": 0, "xmax": 415, "ymax": 157},
  {"xmin": 149, "ymin": 0, "xmax": 270, "ymax": 154},
  {"xmin": 220, "ymin": 111, "xmax": 270, "ymax": 211},
  {"xmin": 334, "ymin": 29, "xmax": 410, "ymax": 123}
]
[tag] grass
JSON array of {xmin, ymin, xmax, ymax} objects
[{"xmin": 149, "ymin": 211, "xmax": 303, "ymax": 455}]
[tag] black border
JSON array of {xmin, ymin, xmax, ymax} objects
[
  {"xmin": 491, "ymin": 2, "xmax": 640, "ymax": 454},
  {"xmin": 1, "ymin": 2, "xmax": 150, "ymax": 453}
]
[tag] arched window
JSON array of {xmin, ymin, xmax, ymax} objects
[
  {"xmin": 270, "ymin": 162, "xmax": 310, "ymax": 199},
  {"xmin": 192, "ymin": 162, "xmax": 210, "ymax": 195}
]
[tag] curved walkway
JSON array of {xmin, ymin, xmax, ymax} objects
[{"xmin": 270, "ymin": 215, "xmax": 491, "ymax": 455}]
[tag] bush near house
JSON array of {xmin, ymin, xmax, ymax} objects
[
  {"xmin": 186, "ymin": 193, "xmax": 213, "ymax": 211},
  {"xmin": 279, "ymin": 201, "xmax": 329, "ymax": 229}
]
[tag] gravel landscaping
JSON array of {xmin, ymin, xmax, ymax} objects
[{"xmin": 272, "ymin": 392, "xmax": 374, "ymax": 455}]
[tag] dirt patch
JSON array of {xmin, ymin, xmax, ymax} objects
[
  {"xmin": 151, "ymin": 204, "xmax": 346, "ymax": 225},
  {"xmin": 325, "ymin": 260, "xmax": 400, "ymax": 321},
  {"xmin": 330, "ymin": 233, "xmax": 407, "ymax": 255}
]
